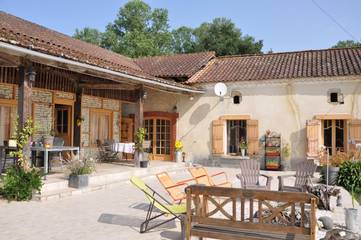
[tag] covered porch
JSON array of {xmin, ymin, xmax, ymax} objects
[{"xmin": 0, "ymin": 41, "xmax": 201, "ymax": 174}]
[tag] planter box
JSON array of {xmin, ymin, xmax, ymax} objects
[{"xmin": 68, "ymin": 174, "xmax": 89, "ymax": 188}]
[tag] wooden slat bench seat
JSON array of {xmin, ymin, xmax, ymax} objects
[{"xmin": 185, "ymin": 185, "xmax": 318, "ymax": 240}]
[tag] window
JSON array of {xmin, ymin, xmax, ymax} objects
[
  {"xmin": 327, "ymin": 89, "xmax": 343, "ymax": 104},
  {"xmin": 89, "ymin": 110, "xmax": 112, "ymax": 146},
  {"xmin": 231, "ymin": 91, "xmax": 242, "ymax": 104},
  {"xmin": 0, "ymin": 105, "xmax": 12, "ymax": 146},
  {"xmin": 323, "ymin": 119, "xmax": 345, "ymax": 155},
  {"xmin": 227, "ymin": 120, "xmax": 247, "ymax": 154}
]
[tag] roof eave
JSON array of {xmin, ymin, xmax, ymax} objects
[{"xmin": 0, "ymin": 41, "xmax": 205, "ymax": 94}]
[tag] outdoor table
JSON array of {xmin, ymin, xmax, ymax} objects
[{"xmin": 31, "ymin": 146, "xmax": 80, "ymax": 178}]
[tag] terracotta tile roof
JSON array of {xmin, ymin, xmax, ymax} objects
[
  {"xmin": 135, "ymin": 51, "xmax": 215, "ymax": 78},
  {"xmin": 187, "ymin": 48, "xmax": 361, "ymax": 84},
  {"xmin": 0, "ymin": 11, "xmax": 200, "ymax": 91}
]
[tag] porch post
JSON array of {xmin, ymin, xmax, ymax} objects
[
  {"xmin": 17, "ymin": 63, "xmax": 35, "ymax": 166},
  {"xmin": 134, "ymin": 86, "xmax": 144, "ymax": 167}
]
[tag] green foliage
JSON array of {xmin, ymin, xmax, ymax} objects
[
  {"xmin": 337, "ymin": 160, "xmax": 361, "ymax": 192},
  {"xmin": 73, "ymin": 27, "xmax": 104, "ymax": 46},
  {"xmin": 134, "ymin": 127, "xmax": 146, "ymax": 152},
  {"xmin": 332, "ymin": 40, "xmax": 361, "ymax": 48},
  {"xmin": 73, "ymin": 0, "xmax": 263, "ymax": 57},
  {"xmin": 10, "ymin": 118, "xmax": 34, "ymax": 169},
  {"xmin": 191, "ymin": 18, "xmax": 263, "ymax": 56},
  {"xmin": 67, "ymin": 155, "xmax": 96, "ymax": 175},
  {"xmin": 0, "ymin": 166, "xmax": 42, "ymax": 201}
]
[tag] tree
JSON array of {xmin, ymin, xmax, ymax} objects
[
  {"xmin": 101, "ymin": 0, "xmax": 172, "ymax": 57},
  {"xmin": 172, "ymin": 18, "xmax": 263, "ymax": 56},
  {"xmin": 171, "ymin": 26, "xmax": 195, "ymax": 53},
  {"xmin": 332, "ymin": 40, "xmax": 361, "ymax": 48},
  {"xmin": 73, "ymin": 27, "xmax": 103, "ymax": 46}
]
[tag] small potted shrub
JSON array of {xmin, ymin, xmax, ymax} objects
[
  {"xmin": 67, "ymin": 155, "xmax": 95, "ymax": 188},
  {"xmin": 281, "ymin": 143, "xmax": 291, "ymax": 170},
  {"xmin": 174, "ymin": 140, "xmax": 183, "ymax": 163},
  {"xmin": 134, "ymin": 128, "xmax": 148, "ymax": 168},
  {"xmin": 345, "ymin": 186, "xmax": 358, "ymax": 232},
  {"xmin": 321, "ymin": 151, "xmax": 348, "ymax": 185},
  {"xmin": 239, "ymin": 139, "xmax": 247, "ymax": 157}
]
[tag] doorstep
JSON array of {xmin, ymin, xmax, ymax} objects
[{"xmin": 35, "ymin": 162, "xmax": 186, "ymax": 201}]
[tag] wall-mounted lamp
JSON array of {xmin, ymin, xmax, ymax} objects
[
  {"xmin": 173, "ymin": 105, "xmax": 178, "ymax": 112},
  {"xmin": 189, "ymin": 95, "xmax": 194, "ymax": 101},
  {"xmin": 26, "ymin": 67, "xmax": 36, "ymax": 84},
  {"xmin": 142, "ymin": 90, "xmax": 148, "ymax": 99},
  {"xmin": 338, "ymin": 93, "xmax": 344, "ymax": 104}
]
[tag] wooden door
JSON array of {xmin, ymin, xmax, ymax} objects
[
  {"xmin": 121, "ymin": 117, "xmax": 134, "ymax": 142},
  {"xmin": 55, "ymin": 104, "xmax": 72, "ymax": 146},
  {"xmin": 0, "ymin": 105, "xmax": 11, "ymax": 145}
]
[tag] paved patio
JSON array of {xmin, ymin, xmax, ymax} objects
[{"xmin": 0, "ymin": 167, "xmax": 359, "ymax": 240}]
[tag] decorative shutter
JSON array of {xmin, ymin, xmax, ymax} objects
[
  {"xmin": 349, "ymin": 119, "xmax": 361, "ymax": 151},
  {"xmin": 247, "ymin": 119, "xmax": 259, "ymax": 155},
  {"xmin": 212, "ymin": 120, "xmax": 224, "ymax": 155},
  {"xmin": 306, "ymin": 119, "xmax": 320, "ymax": 158}
]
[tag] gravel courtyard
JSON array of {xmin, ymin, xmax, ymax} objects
[{"xmin": 0, "ymin": 167, "xmax": 359, "ymax": 240}]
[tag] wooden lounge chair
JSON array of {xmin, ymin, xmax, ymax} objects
[
  {"xmin": 156, "ymin": 172, "xmax": 193, "ymax": 203},
  {"xmin": 188, "ymin": 167, "xmax": 231, "ymax": 187},
  {"xmin": 237, "ymin": 159, "xmax": 272, "ymax": 190},
  {"xmin": 96, "ymin": 139, "xmax": 119, "ymax": 162},
  {"xmin": 278, "ymin": 160, "xmax": 317, "ymax": 192},
  {"xmin": 130, "ymin": 176, "xmax": 186, "ymax": 236}
]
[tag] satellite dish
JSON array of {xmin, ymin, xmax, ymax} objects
[{"xmin": 214, "ymin": 83, "xmax": 227, "ymax": 97}]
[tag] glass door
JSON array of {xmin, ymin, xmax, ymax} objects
[{"xmin": 144, "ymin": 117, "xmax": 171, "ymax": 161}]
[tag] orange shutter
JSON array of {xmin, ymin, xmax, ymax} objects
[
  {"xmin": 349, "ymin": 119, "xmax": 361, "ymax": 151},
  {"xmin": 212, "ymin": 120, "xmax": 224, "ymax": 155},
  {"xmin": 306, "ymin": 119, "xmax": 320, "ymax": 158},
  {"xmin": 247, "ymin": 119, "xmax": 259, "ymax": 155}
]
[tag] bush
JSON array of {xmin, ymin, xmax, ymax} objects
[
  {"xmin": 0, "ymin": 167, "xmax": 42, "ymax": 201},
  {"xmin": 67, "ymin": 155, "xmax": 95, "ymax": 175},
  {"xmin": 337, "ymin": 160, "xmax": 361, "ymax": 191}
]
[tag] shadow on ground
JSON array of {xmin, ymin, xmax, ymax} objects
[{"xmin": 98, "ymin": 213, "xmax": 176, "ymax": 232}]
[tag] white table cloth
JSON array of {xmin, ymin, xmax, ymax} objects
[{"xmin": 112, "ymin": 142, "xmax": 135, "ymax": 154}]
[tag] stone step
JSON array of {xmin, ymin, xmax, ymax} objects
[{"xmin": 36, "ymin": 163, "xmax": 186, "ymax": 201}]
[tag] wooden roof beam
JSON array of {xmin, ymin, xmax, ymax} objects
[{"xmin": 79, "ymin": 83, "xmax": 134, "ymax": 90}]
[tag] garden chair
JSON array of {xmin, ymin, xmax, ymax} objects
[
  {"xmin": 130, "ymin": 176, "xmax": 186, "ymax": 236},
  {"xmin": 156, "ymin": 172, "xmax": 194, "ymax": 203},
  {"xmin": 237, "ymin": 159, "xmax": 272, "ymax": 190},
  {"xmin": 96, "ymin": 139, "xmax": 119, "ymax": 162},
  {"xmin": 188, "ymin": 167, "xmax": 231, "ymax": 187},
  {"xmin": 278, "ymin": 160, "xmax": 317, "ymax": 192}
]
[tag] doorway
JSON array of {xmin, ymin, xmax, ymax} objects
[
  {"xmin": 322, "ymin": 119, "xmax": 345, "ymax": 155},
  {"xmin": 54, "ymin": 104, "xmax": 72, "ymax": 146}
]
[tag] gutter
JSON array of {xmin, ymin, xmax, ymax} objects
[{"xmin": 0, "ymin": 41, "xmax": 204, "ymax": 94}]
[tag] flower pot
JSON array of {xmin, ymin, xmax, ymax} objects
[
  {"xmin": 345, "ymin": 208, "xmax": 358, "ymax": 232},
  {"xmin": 42, "ymin": 136, "xmax": 54, "ymax": 147},
  {"xmin": 175, "ymin": 151, "xmax": 183, "ymax": 163},
  {"xmin": 241, "ymin": 149, "xmax": 246, "ymax": 157},
  {"xmin": 322, "ymin": 166, "xmax": 339, "ymax": 185},
  {"xmin": 68, "ymin": 174, "xmax": 89, "ymax": 188},
  {"xmin": 140, "ymin": 160, "xmax": 148, "ymax": 168}
]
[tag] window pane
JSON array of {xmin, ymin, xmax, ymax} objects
[{"xmin": 227, "ymin": 120, "xmax": 247, "ymax": 154}]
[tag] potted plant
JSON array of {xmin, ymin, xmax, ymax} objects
[
  {"xmin": 67, "ymin": 155, "xmax": 95, "ymax": 188},
  {"xmin": 42, "ymin": 125, "xmax": 55, "ymax": 148},
  {"xmin": 174, "ymin": 140, "xmax": 183, "ymax": 163},
  {"xmin": 239, "ymin": 139, "xmax": 247, "ymax": 157},
  {"xmin": 281, "ymin": 142, "xmax": 291, "ymax": 170},
  {"xmin": 345, "ymin": 186, "xmax": 358, "ymax": 232},
  {"xmin": 134, "ymin": 128, "xmax": 148, "ymax": 168},
  {"xmin": 320, "ymin": 150, "xmax": 348, "ymax": 185}
]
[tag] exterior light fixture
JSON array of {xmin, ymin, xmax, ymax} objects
[
  {"xmin": 26, "ymin": 67, "xmax": 36, "ymax": 84},
  {"xmin": 338, "ymin": 93, "xmax": 344, "ymax": 104},
  {"xmin": 142, "ymin": 90, "xmax": 148, "ymax": 99},
  {"xmin": 189, "ymin": 95, "xmax": 194, "ymax": 101}
]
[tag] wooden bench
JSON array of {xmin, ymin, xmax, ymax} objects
[{"xmin": 185, "ymin": 185, "xmax": 318, "ymax": 240}]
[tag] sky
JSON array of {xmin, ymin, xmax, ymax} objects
[{"xmin": 1, "ymin": 0, "xmax": 360, "ymax": 52}]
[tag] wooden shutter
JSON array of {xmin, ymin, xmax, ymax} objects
[
  {"xmin": 349, "ymin": 119, "xmax": 361, "ymax": 151},
  {"xmin": 306, "ymin": 119, "xmax": 320, "ymax": 158},
  {"xmin": 212, "ymin": 120, "xmax": 224, "ymax": 155},
  {"xmin": 247, "ymin": 119, "xmax": 259, "ymax": 155}
]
